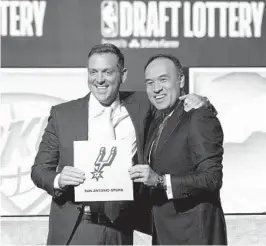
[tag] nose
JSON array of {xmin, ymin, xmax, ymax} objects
[
  {"xmin": 153, "ymin": 81, "xmax": 163, "ymax": 93},
  {"xmin": 96, "ymin": 73, "xmax": 105, "ymax": 84}
]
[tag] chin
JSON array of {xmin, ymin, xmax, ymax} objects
[{"xmin": 153, "ymin": 104, "xmax": 167, "ymax": 111}]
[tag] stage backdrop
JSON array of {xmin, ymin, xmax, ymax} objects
[
  {"xmin": 1, "ymin": 0, "xmax": 266, "ymax": 90},
  {"xmin": 189, "ymin": 68, "xmax": 266, "ymax": 213},
  {"xmin": 1, "ymin": 0, "xmax": 266, "ymax": 215}
]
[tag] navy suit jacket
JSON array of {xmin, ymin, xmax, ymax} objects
[
  {"xmin": 144, "ymin": 103, "xmax": 227, "ymax": 245},
  {"xmin": 31, "ymin": 92, "xmax": 152, "ymax": 245}
]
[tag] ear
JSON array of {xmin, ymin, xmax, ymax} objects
[
  {"xmin": 121, "ymin": 68, "xmax": 128, "ymax": 84},
  {"xmin": 179, "ymin": 74, "xmax": 185, "ymax": 88}
]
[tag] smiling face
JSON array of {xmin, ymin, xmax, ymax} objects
[
  {"xmin": 145, "ymin": 57, "xmax": 184, "ymax": 110},
  {"xmin": 88, "ymin": 52, "xmax": 127, "ymax": 106}
]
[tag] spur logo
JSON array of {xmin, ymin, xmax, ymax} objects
[{"xmin": 91, "ymin": 146, "xmax": 117, "ymax": 181}]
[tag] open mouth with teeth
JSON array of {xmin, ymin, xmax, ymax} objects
[
  {"xmin": 95, "ymin": 84, "xmax": 109, "ymax": 91},
  {"xmin": 154, "ymin": 94, "xmax": 166, "ymax": 100}
]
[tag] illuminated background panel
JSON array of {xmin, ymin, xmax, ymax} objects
[{"xmin": 189, "ymin": 68, "xmax": 266, "ymax": 213}]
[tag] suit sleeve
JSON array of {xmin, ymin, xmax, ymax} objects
[
  {"xmin": 170, "ymin": 108, "xmax": 224, "ymax": 199},
  {"xmin": 31, "ymin": 106, "xmax": 61, "ymax": 198}
]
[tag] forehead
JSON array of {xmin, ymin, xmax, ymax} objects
[
  {"xmin": 88, "ymin": 53, "xmax": 119, "ymax": 69},
  {"xmin": 145, "ymin": 58, "xmax": 178, "ymax": 78}
]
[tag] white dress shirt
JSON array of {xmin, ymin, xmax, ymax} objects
[
  {"xmin": 88, "ymin": 93, "xmax": 136, "ymax": 154},
  {"xmin": 54, "ymin": 93, "xmax": 136, "ymax": 189}
]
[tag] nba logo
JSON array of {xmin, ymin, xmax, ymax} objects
[{"xmin": 101, "ymin": 1, "xmax": 119, "ymax": 37}]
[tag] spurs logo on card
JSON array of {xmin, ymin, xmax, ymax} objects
[
  {"xmin": 101, "ymin": 1, "xmax": 118, "ymax": 38},
  {"xmin": 91, "ymin": 146, "xmax": 117, "ymax": 181}
]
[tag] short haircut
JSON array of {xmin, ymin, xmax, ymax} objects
[
  {"xmin": 144, "ymin": 54, "xmax": 184, "ymax": 77},
  {"xmin": 88, "ymin": 43, "xmax": 124, "ymax": 71}
]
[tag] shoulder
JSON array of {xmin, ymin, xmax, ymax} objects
[
  {"xmin": 187, "ymin": 107, "xmax": 223, "ymax": 131},
  {"xmin": 187, "ymin": 107, "xmax": 219, "ymax": 120},
  {"xmin": 121, "ymin": 91, "xmax": 149, "ymax": 102},
  {"xmin": 121, "ymin": 91, "xmax": 151, "ymax": 107},
  {"xmin": 52, "ymin": 95, "xmax": 88, "ymax": 113}
]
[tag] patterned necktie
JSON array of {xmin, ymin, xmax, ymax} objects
[{"xmin": 149, "ymin": 114, "xmax": 171, "ymax": 165}]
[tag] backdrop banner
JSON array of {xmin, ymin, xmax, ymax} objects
[
  {"xmin": 1, "ymin": 0, "xmax": 266, "ymax": 215},
  {"xmin": 1, "ymin": 0, "xmax": 266, "ymax": 90}
]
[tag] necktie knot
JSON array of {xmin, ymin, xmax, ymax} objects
[
  {"xmin": 101, "ymin": 107, "xmax": 115, "ymax": 140},
  {"xmin": 103, "ymin": 106, "xmax": 113, "ymax": 118}
]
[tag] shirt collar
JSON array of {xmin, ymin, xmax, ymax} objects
[{"xmin": 89, "ymin": 93, "xmax": 121, "ymax": 118}]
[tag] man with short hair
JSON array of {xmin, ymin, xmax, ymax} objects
[
  {"xmin": 31, "ymin": 44, "xmax": 210, "ymax": 245},
  {"xmin": 130, "ymin": 54, "xmax": 227, "ymax": 245}
]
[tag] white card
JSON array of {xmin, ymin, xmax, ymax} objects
[{"xmin": 74, "ymin": 140, "xmax": 133, "ymax": 201}]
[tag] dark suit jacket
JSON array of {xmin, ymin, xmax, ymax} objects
[
  {"xmin": 31, "ymin": 92, "xmax": 151, "ymax": 245},
  {"xmin": 144, "ymin": 102, "xmax": 227, "ymax": 245}
]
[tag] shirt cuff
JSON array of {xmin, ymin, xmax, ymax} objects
[
  {"xmin": 165, "ymin": 174, "xmax": 173, "ymax": 199},
  {"xmin": 53, "ymin": 173, "xmax": 61, "ymax": 190}
]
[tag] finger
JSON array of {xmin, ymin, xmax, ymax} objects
[
  {"xmin": 59, "ymin": 179, "xmax": 81, "ymax": 188},
  {"xmin": 185, "ymin": 93, "xmax": 196, "ymax": 99},
  {"xmin": 63, "ymin": 166, "xmax": 85, "ymax": 175},
  {"xmin": 184, "ymin": 105, "xmax": 192, "ymax": 112},
  {"xmin": 179, "ymin": 94, "xmax": 187, "ymax": 100},
  {"xmin": 79, "ymin": 178, "xmax": 85, "ymax": 184},
  {"xmin": 62, "ymin": 171, "xmax": 86, "ymax": 179},
  {"xmin": 185, "ymin": 97, "xmax": 202, "ymax": 109},
  {"xmin": 138, "ymin": 165, "xmax": 150, "ymax": 169},
  {"xmin": 129, "ymin": 171, "xmax": 141, "ymax": 179},
  {"xmin": 133, "ymin": 164, "xmax": 149, "ymax": 170},
  {"xmin": 129, "ymin": 167, "xmax": 149, "ymax": 175},
  {"xmin": 185, "ymin": 97, "xmax": 194, "ymax": 104},
  {"xmin": 130, "ymin": 172, "xmax": 144, "ymax": 180},
  {"xmin": 128, "ymin": 169, "xmax": 139, "ymax": 175},
  {"xmin": 129, "ymin": 165, "xmax": 144, "ymax": 173},
  {"xmin": 62, "ymin": 168, "xmax": 85, "ymax": 176},
  {"xmin": 132, "ymin": 177, "xmax": 145, "ymax": 183},
  {"xmin": 61, "ymin": 175, "xmax": 85, "ymax": 184},
  {"xmin": 195, "ymin": 101, "xmax": 204, "ymax": 109},
  {"xmin": 62, "ymin": 167, "xmax": 85, "ymax": 175},
  {"xmin": 63, "ymin": 180, "xmax": 81, "ymax": 187},
  {"xmin": 188, "ymin": 94, "xmax": 205, "ymax": 105}
]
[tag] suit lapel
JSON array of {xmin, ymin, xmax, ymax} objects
[
  {"xmin": 144, "ymin": 115, "xmax": 162, "ymax": 163},
  {"xmin": 120, "ymin": 92, "xmax": 140, "ymax": 119},
  {"xmin": 121, "ymin": 92, "xmax": 142, "ymax": 160},
  {"xmin": 72, "ymin": 93, "xmax": 90, "ymax": 141},
  {"xmin": 155, "ymin": 102, "xmax": 185, "ymax": 157}
]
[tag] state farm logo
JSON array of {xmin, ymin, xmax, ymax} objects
[
  {"xmin": 101, "ymin": 1, "xmax": 119, "ymax": 38},
  {"xmin": 0, "ymin": 93, "xmax": 64, "ymax": 215}
]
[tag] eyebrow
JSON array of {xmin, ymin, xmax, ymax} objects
[
  {"xmin": 89, "ymin": 68, "xmax": 114, "ymax": 72},
  {"xmin": 145, "ymin": 74, "xmax": 169, "ymax": 81},
  {"xmin": 158, "ymin": 74, "xmax": 169, "ymax": 78}
]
